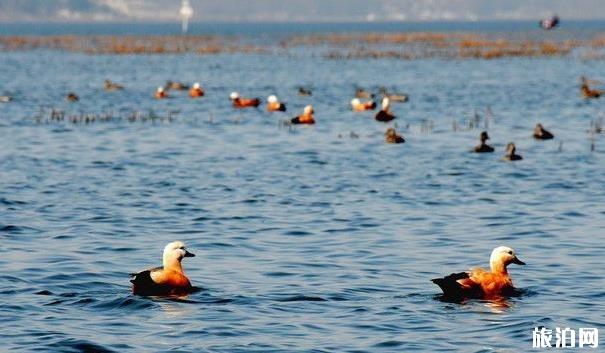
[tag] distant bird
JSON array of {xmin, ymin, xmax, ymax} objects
[
  {"xmin": 539, "ymin": 15, "xmax": 559, "ymax": 30},
  {"xmin": 154, "ymin": 86, "xmax": 168, "ymax": 99},
  {"xmin": 351, "ymin": 98, "xmax": 376, "ymax": 112},
  {"xmin": 66, "ymin": 93, "xmax": 79, "ymax": 102},
  {"xmin": 355, "ymin": 88, "xmax": 374, "ymax": 99},
  {"xmin": 385, "ymin": 128, "xmax": 405, "ymax": 144},
  {"xmin": 165, "ymin": 81, "xmax": 189, "ymax": 91},
  {"xmin": 298, "ymin": 86, "xmax": 312, "ymax": 96},
  {"xmin": 379, "ymin": 87, "xmax": 408, "ymax": 102},
  {"xmin": 104, "ymin": 79, "xmax": 124, "ymax": 91},
  {"xmin": 130, "ymin": 241, "xmax": 196, "ymax": 296},
  {"xmin": 374, "ymin": 97, "xmax": 396, "ymax": 122},
  {"xmin": 291, "ymin": 105, "xmax": 315, "ymax": 125},
  {"xmin": 0, "ymin": 96, "xmax": 11, "ymax": 103},
  {"xmin": 533, "ymin": 123, "xmax": 554, "ymax": 140},
  {"xmin": 189, "ymin": 82, "xmax": 205, "ymax": 98},
  {"xmin": 432, "ymin": 246, "xmax": 525, "ymax": 301},
  {"xmin": 580, "ymin": 76, "xmax": 603, "ymax": 99},
  {"xmin": 266, "ymin": 95, "xmax": 286, "ymax": 112},
  {"xmin": 230, "ymin": 92, "xmax": 261, "ymax": 108},
  {"xmin": 503, "ymin": 142, "xmax": 523, "ymax": 161},
  {"xmin": 474, "ymin": 131, "xmax": 494, "ymax": 153}
]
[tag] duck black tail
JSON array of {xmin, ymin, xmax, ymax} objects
[{"xmin": 432, "ymin": 272, "xmax": 472, "ymax": 301}]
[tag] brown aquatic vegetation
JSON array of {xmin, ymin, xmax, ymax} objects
[{"xmin": 1, "ymin": 32, "xmax": 604, "ymax": 59}]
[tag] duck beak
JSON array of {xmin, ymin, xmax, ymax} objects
[
  {"xmin": 184, "ymin": 250, "xmax": 195, "ymax": 258},
  {"xmin": 512, "ymin": 257, "xmax": 525, "ymax": 265}
]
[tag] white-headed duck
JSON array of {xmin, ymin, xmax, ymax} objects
[
  {"xmin": 351, "ymin": 98, "xmax": 376, "ymax": 112},
  {"xmin": 104, "ymin": 79, "xmax": 124, "ymax": 91},
  {"xmin": 533, "ymin": 123, "xmax": 554, "ymax": 140},
  {"xmin": 503, "ymin": 142, "xmax": 523, "ymax": 161},
  {"xmin": 66, "ymin": 93, "xmax": 79, "ymax": 102},
  {"xmin": 474, "ymin": 131, "xmax": 494, "ymax": 153},
  {"xmin": 432, "ymin": 246, "xmax": 525, "ymax": 301},
  {"xmin": 385, "ymin": 128, "xmax": 405, "ymax": 144},
  {"xmin": 189, "ymin": 82, "xmax": 205, "ymax": 98},
  {"xmin": 130, "ymin": 241, "xmax": 195, "ymax": 296},
  {"xmin": 266, "ymin": 95, "xmax": 286, "ymax": 112},
  {"xmin": 154, "ymin": 86, "xmax": 168, "ymax": 99},
  {"xmin": 374, "ymin": 97, "xmax": 396, "ymax": 122},
  {"xmin": 230, "ymin": 92, "xmax": 261, "ymax": 108},
  {"xmin": 291, "ymin": 105, "xmax": 315, "ymax": 125}
]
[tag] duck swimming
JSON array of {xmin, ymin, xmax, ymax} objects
[
  {"xmin": 580, "ymin": 76, "xmax": 603, "ymax": 99},
  {"xmin": 374, "ymin": 97, "xmax": 396, "ymax": 122},
  {"xmin": 66, "ymin": 93, "xmax": 79, "ymax": 102},
  {"xmin": 0, "ymin": 95, "xmax": 11, "ymax": 103},
  {"xmin": 266, "ymin": 95, "xmax": 286, "ymax": 112},
  {"xmin": 533, "ymin": 123, "xmax": 554, "ymax": 140},
  {"xmin": 130, "ymin": 241, "xmax": 195, "ymax": 296},
  {"xmin": 291, "ymin": 105, "xmax": 315, "ymax": 125},
  {"xmin": 298, "ymin": 86, "xmax": 312, "ymax": 96},
  {"xmin": 351, "ymin": 98, "xmax": 376, "ymax": 112},
  {"xmin": 379, "ymin": 87, "xmax": 408, "ymax": 102},
  {"xmin": 104, "ymin": 79, "xmax": 124, "ymax": 91},
  {"xmin": 503, "ymin": 142, "xmax": 523, "ymax": 161},
  {"xmin": 230, "ymin": 92, "xmax": 261, "ymax": 108},
  {"xmin": 165, "ymin": 81, "xmax": 189, "ymax": 91},
  {"xmin": 432, "ymin": 246, "xmax": 525, "ymax": 301},
  {"xmin": 385, "ymin": 128, "xmax": 405, "ymax": 144},
  {"xmin": 474, "ymin": 131, "xmax": 494, "ymax": 153},
  {"xmin": 154, "ymin": 86, "xmax": 168, "ymax": 99},
  {"xmin": 189, "ymin": 82, "xmax": 204, "ymax": 98}
]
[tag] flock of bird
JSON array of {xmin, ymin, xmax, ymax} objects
[{"xmin": 6, "ymin": 76, "xmax": 594, "ymax": 161}]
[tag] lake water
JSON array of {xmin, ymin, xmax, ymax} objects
[{"xmin": 1, "ymin": 22, "xmax": 604, "ymax": 352}]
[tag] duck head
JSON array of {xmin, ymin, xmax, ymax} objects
[
  {"xmin": 505, "ymin": 142, "xmax": 516, "ymax": 156},
  {"xmin": 480, "ymin": 131, "xmax": 490, "ymax": 143},
  {"xmin": 230, "ymin": 91, "xmax": 240, "ymax": 100},
  {"xmin": 303, "ymin": 105, "xmax": 314, "ymax": 115},
  {"xmin": 381, "ymin": 97, "xmax": 390, "ymax": 110},
  {"xmin": 163, "ymin": 241, "xmax": 195, "ymax": 270},
  {"xmin": 490, "ymin": 246, "xmax": 525, "ymax": 273},
  {"xmin": 268, "ymin": 95, "xmax": 278, "ymax": 103}
]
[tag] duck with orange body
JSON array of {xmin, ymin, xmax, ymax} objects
[
  {"xmin": 374, "ymin": 97, "xmax": 396, "ymax": 122},
  {"xmin": 432, "ymin": 246, "xmax": 525, "ymax": 301},
  {"xmin": 230, "ymin": 92, "xmax": 261, "ymax": 108},
  {"xmin": 154, "ymin": 86, "xmax": 168, "ymax": 99},
  {"xmin": 189, "ymin": 82, "xmax": 204, "ymax": 98},
  {"xmin": 266, "ymin": 95, "xmax": 286, "ymax": 112},
  {"xmin": 351, "ymin": 98, "xmax": 376, "ymax": 112},
  {"xmin": 291, "ymin": 105, "xmax": 315, "ymax": 125},
  {"xmin": 130, "ymin": 241, "xmax": 195, "ymax": 296}
]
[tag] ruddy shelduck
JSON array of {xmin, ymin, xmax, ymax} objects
[
  {"xmin": 266, "ymin": 95, "xmax": 286, "ymax": 112},
  {"xmin": 104, "ymin": 79, "xmax": 124, "ymax": 91},
  {"xmin": 130, "ymin": 241, "xmax": 195, "ymax": 296},
  {"xmin": 432, "ymin": 246, "xmax": 525, "ymax": 301},
  {"xmin": 291, "ymin": 105, "xmax": 315, "ymax": 125},
  {"xmin": 154, "ymin": 86, "xmax": 168, "ymax": 99},
  {"xmin": 351, "ymin": 98, "xmax": 376, "ymax": 112},
  {"xmin": 230, "ymin": 91, "xmax": 261, "ymax": 108},
  {"xmin": 189, "ymin": 82, "xmax": 204, "ymax": 98},
  {"xmin": 374, "ymin": 97, "xmax": 396, "ymax": 122}
]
